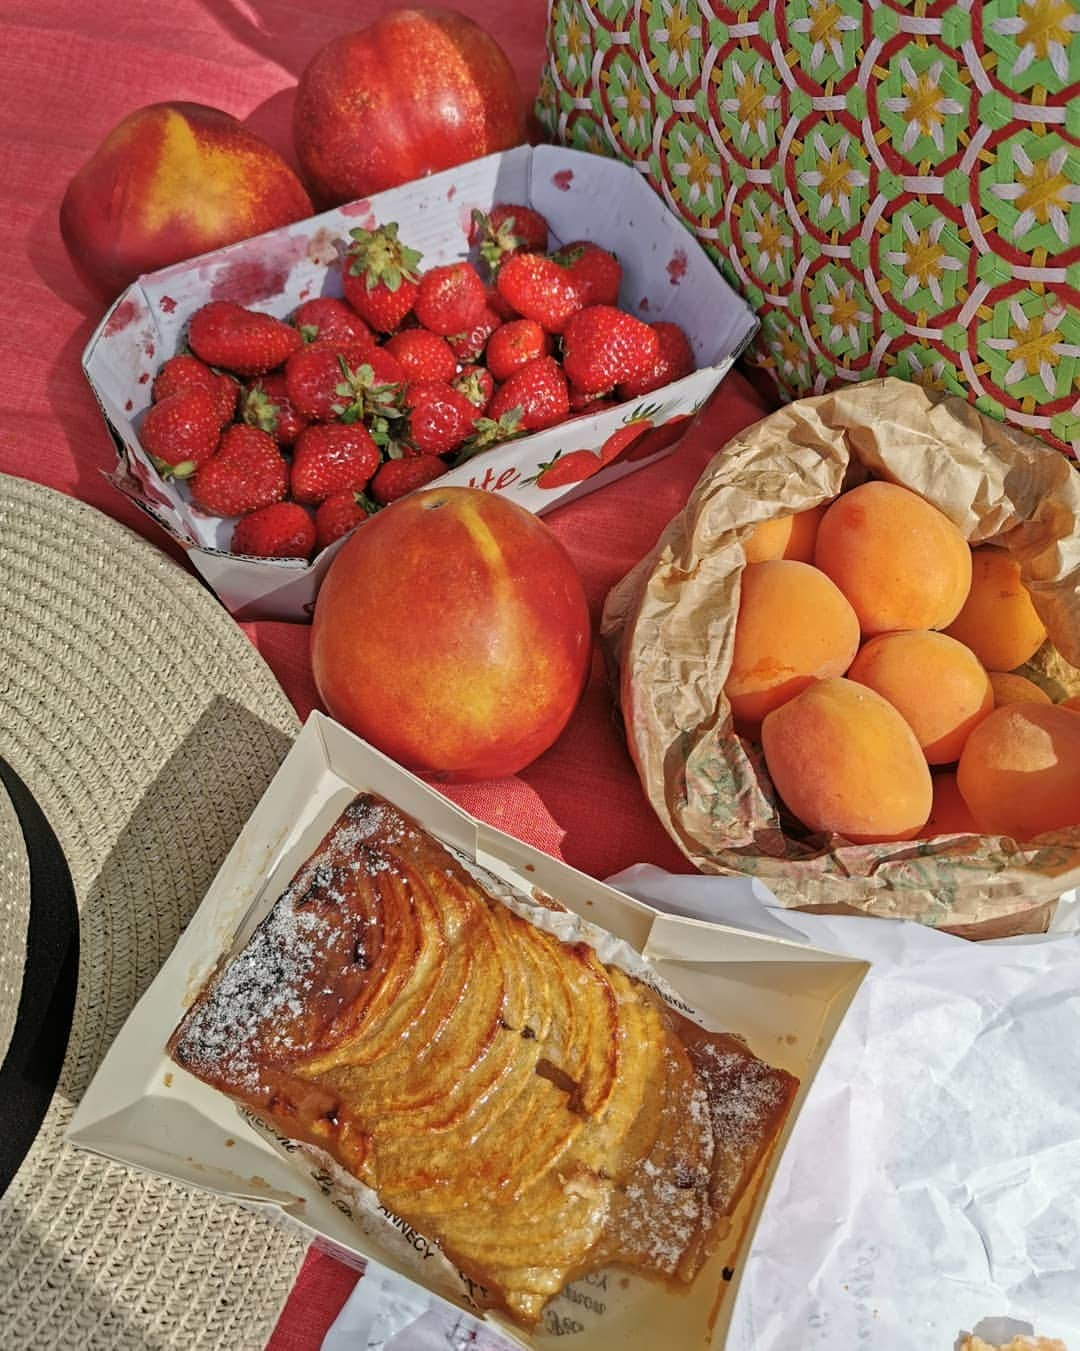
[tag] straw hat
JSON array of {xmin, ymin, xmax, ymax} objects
[{"xmin": 0, "ymin": 475, "xmax": 308, "ymax": 1349}]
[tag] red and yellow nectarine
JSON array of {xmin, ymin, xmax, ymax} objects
[
  {"xmin": 293, "ymin": 10, "xmax": 525, "ymax": 208},
  {"xmin": 311, "ymin": 487, "xmax": 591, "ymax": 781},
  {"xmin": 60, "ymin": 103, "xmax": 312, "ymax": 300}
]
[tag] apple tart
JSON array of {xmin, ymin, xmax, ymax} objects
[{"xmin": 169, "ymin": 795, "xmax": 798, "ymax": 1326}]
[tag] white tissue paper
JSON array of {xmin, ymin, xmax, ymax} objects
[{"xmin": 322, "ymin": 874, "xmax": 1080, "ymax": 1351}]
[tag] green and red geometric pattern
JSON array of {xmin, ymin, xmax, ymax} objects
[{"xmin": 537, "ymin": 0, "xmax": 1080, "ymax": 454}]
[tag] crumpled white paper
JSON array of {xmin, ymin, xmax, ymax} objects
[{"xmin": 322, "ymin": 875, "xmax": 1080, "ymax": 1351}]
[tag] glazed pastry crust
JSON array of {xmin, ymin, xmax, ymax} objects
[{"xmin": 169, "ymin": 794, "xmax": 798, "ymax": 1325}]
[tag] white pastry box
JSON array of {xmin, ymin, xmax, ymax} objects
[
  {"xmin": 69, "ymin": 712, "xmax": 866, "ymax": 1350},
  {"xmin": 81, "ymin": 144, "xmax": 757, "ymax": 620}
]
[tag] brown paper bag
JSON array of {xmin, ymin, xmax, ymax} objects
[{"xmin": 601, "ymin": 378, "xmax": 1080, "ymax": 938}]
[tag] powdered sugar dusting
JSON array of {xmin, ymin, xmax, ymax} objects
[
  {"xmin": 694, "ymin": 1043, "xmax": 789, "ymax": 1156},
  {"xmin": 173, "ymin": 884, "xmax": 330, "ymax": 1089},
  {"xmin": 173, "ymin": 797, "xmax": 399, "ymax": 1089}
]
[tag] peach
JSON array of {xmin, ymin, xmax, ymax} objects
[
  {"xmin": 944, "ymin": 547, "xmax": 1046, "ymax": 671},
  {"xmin": 742, "ymin": 505, "xmax": 826, "ymax": 565},
  {"xmin": 1061, "ymin": 695, "xmax": 1080, "ymax": 712},
  {"xmin": 724, "ymin": 561, "xmax": 861, "ymax": 730},
  {"xmin": 988, "ymin": 672, "xmax": 1052, "ymax": 707},
  {"xmin": 847, "ymin": 630, "xmax": 993, "ymax": 764},
  {"xmin": 761, "ymin": 678, "xmax": 932, "ymax": 843},
  {"xmin": 918, "ymin": 773, "xmax": 980, "ymax": 838},
  {"xmin": 956, "ymin": 704, "xmax": 1080, "ymax": 840},
  {"xmin": 60, "ymin": 103, "xmax": 313, "ymax": 300},
  {"xmin": 814, "ymin": 481, "xmax": 972, "ymax": 635}
]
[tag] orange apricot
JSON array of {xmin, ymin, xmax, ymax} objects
[
  {"xmin": 725, "ymin": 561, "xmax": 861, "ymax": 730},
  {"xmin": 847, "ymin": 630, "xmax": 993, "ymax": 764},
  {"xmin": 918, "ymin": 773, "xmax": 980, "ymax": 838},
  {"xmin": 944, "ymin": 547, "xmax": 1046, "ymax": 671},
  {"xmin": 956, "ymin": 703, "xmax": 1080, "ymax": 840},
  {"xmin": 988, "ymin": 672, "xmax": 1052, "ymax": 707},
  {"xmin": 743, "ymin": 505, "xmax": 826, "ymax": 565},
  {"xmin": 761, "ymin": 677, "xmax": 932, "ymax": 843},
  {"xmin": 814, "ymin": 481, "xmax": 972, "ymax": 635}
]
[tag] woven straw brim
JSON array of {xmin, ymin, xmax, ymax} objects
[
  {"xmin": 0, "ymin": 476, "xmax": 308, "ymax": 1350},
  {"xmin": 0, "ymin": 776, "xmax": 29, "ymax": 1070}
]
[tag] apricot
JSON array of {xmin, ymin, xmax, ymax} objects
[
  {"xmin": 918, "ymin": 773, "xmax": 980, "ymax": 838},
  {"xmin": 944, "ymin": 548, "xmax": 1046, "ymax": 671},
  {"xmin": 761, "ymin": 677, "xmax": 932, "ymax": 843},
  {"xmin": 743, "ymin": 505, "xmax": 826, "ymax": 565},
  {"xmin": 814, "ymin": 481, "xmax": 972, "ymax": 635},
  {"xmin": 988, "ymin": 672, "xmax": 1052, "ymax": 707},
  {"xmin": 1061, "ymin": 695, "xmax": 1080, "ymax": 712},
  {"xmin": 725, "ymin": 561, "xmax": 861, "ymax": 730},
  {"xmin": 956, "ymin": 704, "xmax": 1080, "ymax": 840},
  {"xmin": 847, "ymin": 630, "xmax": 993, "ymax": 764}
]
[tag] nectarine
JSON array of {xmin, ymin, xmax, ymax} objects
[
  {"xmin": 311, "ymin": 487, "xmax": 590, "ymax": 781},
  {"xmin": 60, "ymin": 103, "xmax": 312, "ymax": 300},
  {"xmin": 294, "ymin": 10, "xmax": 525, "ymax": 207}
]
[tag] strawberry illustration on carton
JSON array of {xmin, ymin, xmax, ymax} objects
[{"xmin": 82, "ymin": 145, "xmax": 757, "ymax": 621}]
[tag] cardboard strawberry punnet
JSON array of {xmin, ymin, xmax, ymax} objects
[
  {"xmin": 82, "ymin": 145, "xmax": 756, "ymax": 620},
  {"xmin": 602, "ymin": 378, "xmax": 1080, "ymax": 939}
]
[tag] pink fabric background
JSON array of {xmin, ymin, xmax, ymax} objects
[{"xmin": 0, "ymin": 2, "xmax": 773, "ymax": 1342}]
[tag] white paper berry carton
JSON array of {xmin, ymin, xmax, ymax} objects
[{"xmin": 82, "ymin": 144, "xmax": 757, "ymax": 620}]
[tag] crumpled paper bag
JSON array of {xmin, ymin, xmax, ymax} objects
[{"xmin": 601, "ymin": 378, "xmax": 1080, "ymax": 937}]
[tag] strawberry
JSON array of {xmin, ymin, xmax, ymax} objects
[
  {"xmin": 486, "ymin": 284, "xmax": 518, "ymax": 321},
  {"xmin": 485, "ymin": 319, "xmax": 550, "ymax": 382},
  {"xmin": 404, "ymin": 381, "xmax": 478, "ymax": 456},
  {"xmin": 617, "ymin": 321, "xmax": 694, "ymax": 397},
  {"xmin": 293, "ymin": 296, "xmax": 374, "ymax": 349},
  {"xmin": 314, "ymin": 490, "xmax": 378, "ymax": 550},
  {"xmin": 187, "ymin": 301, "xmax": 302, "ymax": 376},
  {"xmin": 413, "ymin": 262, "xmax": 487, "ymax": 336},
  {"xmin": 342, "ymin": 222, "xmax": 422, "ymax": 332},
  {"xmin": 471, "ymin": 204, "xmax": 550, "ymax": 269},
  {"xmin": 384, "ymin": 329, "xmax": 458, "ymax": 383},
  {"xmin": 151, "ymin": 353, "xmax": 237, "ymax": 426},
  {"xmin": 446, "ymin": 305, "xmax": 499, "ymax": 362},
  {"xmin": 190, "ymin": 425, "xmax": 288, "ymax": 516},
  {"xmin": 561, "ymin": 305, "xmax": 660, "ymax": 395},
  {"xmin": 495, "ymin": 252, "xmax": 582, "ymax": 334},
  {"xmin": 241, "ymin": 373, "xmax": 308, "ymax": 448},
  {"xmin": 284, "ymin": 341, "xmax": 378, "ymax": 422},
  {"xmin": 568, "ymin": 385, "xmax": 615, "ymax": 415},
  {"xmin": 452, "ymin": 365, "xmax": 495, "ymax": 413},
  {"xmin": 488, "ymin": 356, "xmax": 569, "ymax": 432},
  {"xmin": 231, "ymin": 502, "xmax": 316, "ymax": 559},
  {"xmin": 552, "ymin": 241, "xmax": 622, "ymax": 307},
  {"xmin": 292, "ymin": 423, "xmax": 381, "ymax": 504},
  {"xmin": 370, "ymin": 455, "xmax": 448, "ymax": 506},
  {"xmin": 454, "ymin": 409, "xmax": 524, "ymax": 463},
  {"xmin": 139, "ymin": 388, "xmax": 221, "ymax": 479}
]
